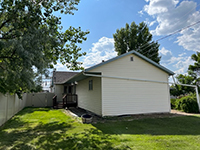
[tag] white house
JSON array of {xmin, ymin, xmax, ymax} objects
[{"xmin": 53, "ymin": 50, "xmax": 174, "ymax": 116}]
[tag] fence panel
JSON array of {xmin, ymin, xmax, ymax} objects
[
  {"xmin": 0, "ymin": 94, "xmax": 7, "ymax": 126},
  {"xmin": 7, "ymin": 94, "xmax": 15, "ymax": 121},
  {"xmin": 26, "ymin": 93, "xmax": 55, "ymax": 107},
  {"xmin": 0, "ymin": 94, "xmax": 26, "ymax": 127},
  {"xmin": 0, "ymin": 93, "xmax": 55, "ymax": 127}
]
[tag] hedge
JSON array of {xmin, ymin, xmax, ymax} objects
[{"xmin": 175, "ymin": 94, "xmax": 199, "ymax": 113}]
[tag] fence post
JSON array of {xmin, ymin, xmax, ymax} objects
[{"xmin": 5, "ymin": 94, "xmax": 8, "ymax": 123}]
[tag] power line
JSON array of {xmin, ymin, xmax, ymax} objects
[
  {"xmin": 136, "ymin": 19, "xmax": 200, "ymax": 59},
  {"xmin": 133, "ymin": 2, "xmax": 200, "ymax": 58},
  {"xmin": 156, "ymin": 20, "xmax": 200, "ymax": 42}
]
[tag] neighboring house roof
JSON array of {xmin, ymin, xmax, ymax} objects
[
  {"xmin": 63, "ymin": 50, "xmax": 175, "ymax": 84},
  {"xmin": 53, "ymin": 71, "xmax": 79, "ymax": 84}
]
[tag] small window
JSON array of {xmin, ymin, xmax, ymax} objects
[
  {"xmin": 130, "ymin": 56, "xmax": 134, "ymax": 61},
  {"xmin": 89, "ymin": 80, "xmax": 93, "ymax": 90}
]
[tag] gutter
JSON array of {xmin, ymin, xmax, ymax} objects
[{"xmin": 83, "ymin": 72, "xmax": 200, "ymax": 112}]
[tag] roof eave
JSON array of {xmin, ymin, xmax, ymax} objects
[{"xmin": 85, "ymin": 50, "xmax": 175, "ymax": 75}]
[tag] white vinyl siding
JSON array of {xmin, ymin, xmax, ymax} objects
[
  {"xmin": 90, "ymin": 54, "xmax": 168, "ymax": 81},
  {"xmin": 101, "ymin": 78, "xmax": 170, "ymax": 116},
  {"xmin": 89, "ymin": 54, "xmax": 170, "ymax": 116},
  {"xmin": 54, "ymin": 85, "xmax": 64, "ymax": 101},
  {"xmin": 76, "ymin": 77, "xmax": 102, "ymax": 116}
]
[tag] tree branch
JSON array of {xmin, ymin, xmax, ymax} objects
[
  {"xmin": 0, "ymin": 19, "xmax": 11, "ymax": 30},
  {"xmin": 0, "ymin": 49, "xmax": 16, "ymax": 59}
]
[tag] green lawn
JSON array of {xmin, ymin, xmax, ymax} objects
[{"xmin": 0, "ymin": 108, "xmax": 200, "ymax": 150}]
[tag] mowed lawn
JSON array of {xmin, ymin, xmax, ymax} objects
[{"xmin": 0, "ymin": 108, "xmax": 200, "ymax": 150}]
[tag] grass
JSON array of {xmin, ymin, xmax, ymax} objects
[{"xmin": 0, "ymin": 108, "xmax": 200, "ymax": 150}]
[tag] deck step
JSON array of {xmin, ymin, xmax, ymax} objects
[{"xmin": 55, "ymin": 102, "xmax": 64, "ymax": 109}]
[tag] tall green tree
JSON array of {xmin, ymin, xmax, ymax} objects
[
  {"xmin": 113, "ymin": 21, "xmax": 160, "ymax": 63},
  {"xmin": 0, "ymin": 0, "xmax": 89, "ymax": 97},
  {"xmin": 188, "ymin": 52, "xmax": 200, "ymax": 79}
]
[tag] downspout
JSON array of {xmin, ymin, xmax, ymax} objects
[
  {"xmin": 195, "ymin": 86, "xmax": 200, "ymax": 111},
  {"xmin": 83, "ymin": 72, "xmax": 200, "ymax": 112}
]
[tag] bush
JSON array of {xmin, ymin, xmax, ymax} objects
[
  {"xmin": 170, "ymin": 98, "xmax": 177, "ymax": 109},
  {"xmin": 175, "ymin": 94, "xmax": 199, "ymax": 113}
]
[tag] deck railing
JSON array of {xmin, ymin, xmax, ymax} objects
[
  {"xmin": 62, "ymin": 94, "xmax": 78, "ymax": 108},
  {"xmin": 52, "ymin": 95, "xmax": 57, "ymax": 109}
]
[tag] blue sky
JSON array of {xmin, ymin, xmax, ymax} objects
[{"xmin": 54, "ymin": 0, "xmax": 200, "ymax": 76}]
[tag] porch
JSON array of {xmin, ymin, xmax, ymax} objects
[{"xmin": 53, "ymin": 94, "xmax": 78, "ymax": 109}]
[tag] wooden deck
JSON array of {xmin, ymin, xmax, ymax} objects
[
  {"xmin": 53, "ymin": 94, "xmax": 78, "ymax": 109},
  {"xmin": 63, "ymin": 94, "xmax": 78, "ymax": 108}
]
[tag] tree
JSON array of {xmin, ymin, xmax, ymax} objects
[
  {"xmin": 0, "ymin": 0, "xmax": 89, "ymax": 97},
  {"xmin": 113, "ymin": 21, "xmax": 160, "ymax": 63},
  {"xmin": 188, "ymin": 52, "xmax": 200, "ymax": 81},
  {"xmin": 170, "ymin": 52, "xmax": 200, "ymax": 96},
  {"xmin": 170, "ymin": 74, "xmax": 195, "ymax": 96}
]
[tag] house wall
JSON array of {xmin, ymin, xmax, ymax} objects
[
  {"xmin": 89, "ymin": 54, "xmax": 171, "ymax": 116},
  {"xmin": 76, "ymin": 77, "xmax": 102, "ymax": 116},
  {"xmin": 54, "ymin": 85, "xmax": 64, "ymax": 101}
]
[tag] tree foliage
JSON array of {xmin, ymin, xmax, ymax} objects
[
  {"xmin": 188, "ymin": 52, "xmax": 200, "ymax": 79},
  {"xmin": 113, "ymin": 21, "xmax": 160, "ymax": 63},
  {"xmin": 0, "ymin": 0, "xmax": 89, "ymax": 97},
  {"xmin": 170, "ymin": 52, "xmax": 200, "ymax": 96},
  {"xmin": 170, "ymin": 74, "xmax": 195, "ymax": 96}
]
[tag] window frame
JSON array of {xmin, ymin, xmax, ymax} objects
[{"xmin": 89, "ymin": 80, "xmax": 93, "ymax": 91}]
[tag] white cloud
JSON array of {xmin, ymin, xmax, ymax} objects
[
  {"xmin": 144, "ymin": 0, "xmax": 179, "ymax": 16},
  {"xmin": 142, "ymin": 0, "xmax": 200, "ymax": 52},
  {"xmin": 52, "ymin": 37, "xmax": 116, "ymax": 71},
  {"xmin": 82, "ymin": 37, "xmax": 117, "ymax": 68},
  {"xmin": 54, "ymin": 62, "xmax": 70, "ymax": 71},
  {"xmin": 159, "ymin": 47, "xmax": 173, "ymax": 64},
  {"xmin": 138, "ymin": 10, "xmax": 144, "ymax": 16},
  {"xmin": 173, "ymin": 56, "xmax": 194, "ymax": 74},
  {"xmin": 149, "ymin": 20, "xmax": 157, "ymax": 26},
  {"xmin": 159, "ymin": 47, "xmax": 182, "ymax": 64},
  {"xmin": 159, "ymin": 47, "xmax": 193, "ymax": 74},
  {"xmin": 176, "ymin": 23, "xmax": 200, "ymax": 51},
  {"xmin": 178, "ymin": 53, "xmax": 186, "ymax": 57},
  {"xmin": 144, "ymin": 0, "xmax": 197, "ymax": 35}
]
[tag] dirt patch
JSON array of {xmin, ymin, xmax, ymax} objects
[
  {"xmin": 64, "ymin": 108, "xmax": 200, "ymax": 124},
  {"xmin": 170, "ymin": 109, "xmax": 200, "ymax": 116}
]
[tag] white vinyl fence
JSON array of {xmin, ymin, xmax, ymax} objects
[
  {"xmin": 26, "ymin": 93, "xmax": 55, "ymax": 107},
  {"xmin": 0, "ymin": 92, "xmax": 55, "ymax": 127}
]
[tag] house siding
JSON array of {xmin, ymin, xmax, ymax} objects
[
  {"xmin": 89, "ymin": 54, "xmax": 170, "ymax": 116},
  {"xmin": 54, "ymin": 85, "xmax": 64, "ymax": 101},
  {"xmin": 76, "ymin": 77, "xmax": 102, "ymax": 116}
]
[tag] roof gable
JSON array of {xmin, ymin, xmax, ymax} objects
[
  {"xmin": 53, "ymin": 71, "xmax": 79, "ymax": 84},
  {"xmin": 85, "ymin": 50, "xmax": 174, "ymax": 75}
]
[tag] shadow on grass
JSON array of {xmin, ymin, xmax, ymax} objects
[
  {"xmin": 0, "ymin": 108, "xmax": 127, "ymax": 150},
  {"xmin": 0, "ymin": 119, "xmax": 73, "ymax": 149},
  {"xmin": 0, "ymin": 122, "xmax": 126, "ymax": 150},
  {"xmin": 34, "ymin": 128, "xmax": 128, "ymax": 150},
  {"xmin": 93, "ymin": 115, "xmax": 200, "ymax": 135}
]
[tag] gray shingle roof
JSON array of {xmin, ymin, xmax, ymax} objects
[{"xmin": 53, "ymin": 71, "xmax": 79, "ymax": 84}]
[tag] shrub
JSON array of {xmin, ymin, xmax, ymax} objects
[
  {"xmin": 175, "ymin": 94, "xmax": 199, "ymax": 113},
  {"xmin": 170, "ymin": 98, "xmax": 177, "ymax": 109}
]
